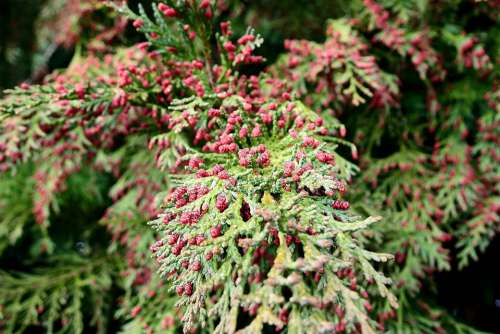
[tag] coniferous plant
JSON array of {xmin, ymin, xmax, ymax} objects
[
  {"xmin": 271, "ymin": 0, "xmax": 499, "ymax": 332},
  {"xmin": 0, "ymin": 0, "xmax": 498, "ymax": 334},
  {"xmin": 0, "ymin": 1, "xmax": 395, "ymax": 333}
]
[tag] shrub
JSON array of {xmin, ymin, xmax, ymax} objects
[{"xmin": 0, "ymin": 1, "xmax": 498, "ymax": 333}]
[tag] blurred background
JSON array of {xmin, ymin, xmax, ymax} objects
[{"xmin": 0, "ymin": 0, "xmax": 354, "ymax": 94}]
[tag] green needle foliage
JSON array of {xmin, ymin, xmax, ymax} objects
[{"xmin": 0, "ymin": 0, "xmax": 498, "ymax": 333}]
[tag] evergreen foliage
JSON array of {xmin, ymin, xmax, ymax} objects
[{"xmin": 0, "ymin": 0, "xmax": 498, "ymax": 333}]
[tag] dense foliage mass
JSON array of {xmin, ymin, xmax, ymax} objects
[{"xmin": 0, "ymin": 0, "xmax": 498, "ymax": 333}]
